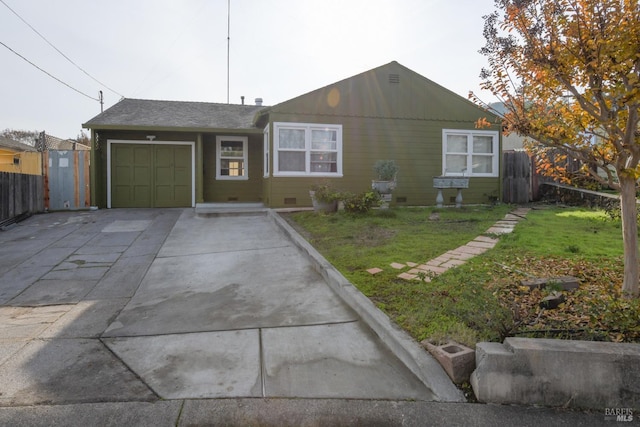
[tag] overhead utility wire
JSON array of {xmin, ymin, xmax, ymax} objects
[
  {"xmin": 227, "ymin": 0, "xmax": 230, "ymax": 104},
  {"xmin": 0, "ymin": 40, "xmax": 99, "ymax": 101},
  {"xmin": 0, "ymin": 0, "xmax": 124, "ymax": 98}
]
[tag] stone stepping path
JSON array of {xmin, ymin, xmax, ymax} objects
[{"xmin": 367, "ymin": 208, "xmax": 530, "ymax": 282}]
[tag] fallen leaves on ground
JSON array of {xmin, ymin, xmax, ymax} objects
[{"xmin": 483, "ymin": 255, "xmax": 640, "ymax": 342}]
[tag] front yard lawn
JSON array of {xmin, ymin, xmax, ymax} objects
[{"xmin": 285, "ymin": 204, "xmax": 640, "ymax": 347}]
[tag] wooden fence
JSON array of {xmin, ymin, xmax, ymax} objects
[
  {"xmin": 502, "ymin": 150, "xmax": 533, "ymax": 203},
  {"xmin": 0, "ymin": 172, "xmax": 44, "ymax": 226}
]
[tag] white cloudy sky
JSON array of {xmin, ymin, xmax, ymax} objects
[{"xmin": 1, "ymin": 0, "xmax": 498, "ymax": 139}]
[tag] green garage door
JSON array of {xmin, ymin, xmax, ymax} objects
[{"xmin": 111, "ymin": 143, "xmax": 192, "ymax": 208}]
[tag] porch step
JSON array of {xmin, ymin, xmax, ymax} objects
[{"xmin": 195, "ymin": 203, "xmax": 268, "ymax": 217}]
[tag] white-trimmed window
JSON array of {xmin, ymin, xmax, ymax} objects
[
  {"xmin": 273, "ymin": 122, "xmax": 342, "ymax": 176},
  {"xmin": 216, "ymin": 136, "xmax": 248, "ymax": 180},
  {"xmin": 263, "ymin": 125, "xmax": 269, "ymax": 177},
  {"xmin": 442, "ymin": 129, "xmax": 499, "ymax": 177}
]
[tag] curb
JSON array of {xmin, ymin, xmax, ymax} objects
[{"xmin": 268, "ymin": 210, "xmax": 466, "ymax": 403}]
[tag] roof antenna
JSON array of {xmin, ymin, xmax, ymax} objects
[{"xmin": 226, "ymin": 0, "xmax": 230, "ymax": 104}]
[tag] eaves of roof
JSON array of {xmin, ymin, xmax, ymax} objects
[
  {"xmin": 0, "ymin": 137, "xmax": 37, "ymax": 152},
  {"xmin": 83, "ymin": 98, "xmax": 266, "ymax": 134},
  {"xmin": 85, "ymin": 123, "xmax": 264, "ymax": 134}
]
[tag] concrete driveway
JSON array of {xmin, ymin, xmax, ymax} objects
[{"xmin": 0, "ymin": 208, "xmax": 460, "ymax": 406}]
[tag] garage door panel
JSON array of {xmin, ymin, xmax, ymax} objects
[
  {"xmin": 112, "ymin": 186, "xmax": 131, "ymax": 207},
  {"xmin": 155, "ymin": 167, "xmax": 173, "ymax": 185},
  {"xmin": 134, "ymin": 166, "xmax": 151, "ymax": 184},
  {"xmin": 174, "ymin": 146, "xmax": 191, "ymax": 164},
  {"xmin": 174, "ymin": 167, "xmax": 189, "ymax": 182},
  {"xmin": 114, "ymin": 166, "xmax": 131, "ymax": 184},
  {"xmin": 155, "ymin": 185, "xmax": 172, "ymax": 202},
  {"xmin": 111, "ymin": 142, "xmax": 192, "ymax": 208}
]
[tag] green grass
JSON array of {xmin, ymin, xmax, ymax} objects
[
  {"xmin": 288, "ymin": 204, "xmax": 640, "ymax": 346},
  {"xmin": 498, "ymin": 208, "xmax": 623, "ymax": 258},
  {"xmin": 284, "ymin": 205, "xmax": 513, "ymax": 346},
  {"xmin": 288, "ymin": 206, "xmax": 512, "ymax": 267}
]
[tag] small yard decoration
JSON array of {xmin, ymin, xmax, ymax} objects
[
  {"xmin": 433, "ymin": 176, "xmax": 470, "ymax": 208},
  {"xmin": 309, "ymin": 183, "xmax": 340, "ymax": 213},
  {"xmin": 372, "ymin": 160, "xmax": 398, "ymax": 209}
]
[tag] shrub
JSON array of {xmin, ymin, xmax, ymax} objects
[
  {"xmin": 343, "ymin": 191, "xmax": 380, "ymax": 213},
  {"xmin": 310, "ymin": 183, "xmax": 341, "ymax": 203},
  {"xmin": 373, "ymin": 160, "xmax": 399, "ymax": 181}
]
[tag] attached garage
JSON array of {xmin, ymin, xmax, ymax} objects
[{"xmin": 107, "ymin": 140, "xmax": 195, "ymax": 208}]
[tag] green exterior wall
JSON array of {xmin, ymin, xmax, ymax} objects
[
  {"xmin": 202, "ymin": 134, "xmax": 263, "ymax": 203},
  {"xmin": 90, "ymin": 130, "xmax": 263, "ymax": 208},
  {"xmin": 261, "ymin": 62, "xmax": 502, "ymax": 208}
]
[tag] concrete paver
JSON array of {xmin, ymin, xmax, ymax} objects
[
  {"xmin": 0, "ymin": 338, "xmax": 155, "ymax": 406},
  {"xmin": 102, "ymin": 246, "xmax": 357, "ymax": 336},
  {"xmin": 262, "ymin": 322, "xmax": 434, "ymax": 400},
  {"xmin": 87, "ymin": 254, "xmax": 156, "ymax": 299},
  {"xmin": 0, "ymin": 265, "xmax": 52, "ymax": 305},
  {"xmin": 393, "ymin": 208, "xmax": 530, "ymax": 282},
  {"xmin": 9, "ymin": 279, "xmax": 98, "ymax": 306},
  {"xmin": 0, "ymin": 305, "xmax": 71, "ymax": 339},
  {"xmin": 39, "ymin": 299, "xmax": 129, "ymax": 338},
  {"xmin": 0, "ymin": 401, "xmax": 182, "ymax": 427},
  {"xmin": 105, "ymin": 330, "xmax": 262, "ymax": 399},
  {"xmin": 176, "ymin": 399, "xmax": 608, "ymax": 427}
]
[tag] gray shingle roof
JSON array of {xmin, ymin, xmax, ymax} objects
[
  {"xmin": 0, "ymin": 136, "xmax": 37, "ymax": 152},
  {"xmin": 83, "ymin": 98, "xmax": 266, "ymax": 131}
]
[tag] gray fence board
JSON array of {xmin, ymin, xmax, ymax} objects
[
  {"xmin": 0, "ymin": 172, "xmax": 44, "ymax": 224},
  {"xmin": 503, "ymin": 151, "xmax": 532, "ymax": 203}
]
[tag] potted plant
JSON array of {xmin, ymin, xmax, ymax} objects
[
  {"xmin": 371, "ymin": 160, "xmax": 398, "ymax": 194},
  {"xmin": 309, "ymin": 183, "xmax": 339, "ymax": 212}
]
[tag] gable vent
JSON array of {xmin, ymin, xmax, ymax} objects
[{"xmin": 389, "ymin": 73, "xmax": 400, "ymax": 84}]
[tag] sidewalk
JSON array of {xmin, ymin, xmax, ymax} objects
[{"xmin": 0, "ymin": 398, "xmax": 607, "ymax": 426}]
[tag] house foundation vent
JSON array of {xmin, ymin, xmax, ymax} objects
[
  {"xmin": 284, "ymin": 197, "xmax": 297, "ymax": 205},
  {"xmin": 396, "ymin": 197, "xmax": 407, "ymax": 203},
  {"xmin": 389, "ymin": 74, "xmax": 400, "ymax": 84},
  {"xmin": 227, "ymin": 197, "xmax": 238, "ymax": 202}
]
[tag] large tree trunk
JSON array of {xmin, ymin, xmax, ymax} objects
[{"xmin": 619, "ymin": 175, "xmax": 639, "ymax": 298}]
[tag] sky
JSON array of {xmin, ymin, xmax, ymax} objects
[{"xmin": 0, "ymin": 0, "xmax": 499, "ymax": 140}]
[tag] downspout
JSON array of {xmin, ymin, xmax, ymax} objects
[
  {"xmin": 196, "ymin": 133, "xmax": 204, "ymax": 204},
  {"xmin": 89, "ymin": 128, "xmax": 98, "ymax": 209}
]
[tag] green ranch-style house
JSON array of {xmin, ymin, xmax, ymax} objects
[{"xmin": 83, "ymin": 61, "xmax": 502, "ymax": 209}]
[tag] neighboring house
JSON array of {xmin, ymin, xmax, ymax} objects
[
  {"xmin": 488, "ymin": 102, "xmax": 527, "ymax": 151},
  {"xmin": 40, "ymin": 133, "xmax": 90, "ymax": 151},
  {"xmin": 0, "ymin": 136, "xmax": 41, "ymax": 175},
  {"xmin": 83, "ymin": 61, "xmax": 502, "ymax": 209}
]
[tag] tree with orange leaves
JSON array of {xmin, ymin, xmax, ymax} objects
[{"xmin": 472, "ymin": 0, "xmax": 640, "ymax": 297}]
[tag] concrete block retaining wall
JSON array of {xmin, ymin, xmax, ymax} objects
[{"xmin": 471, "ymin": 337, "xmax": 640, "ymax": 410}]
